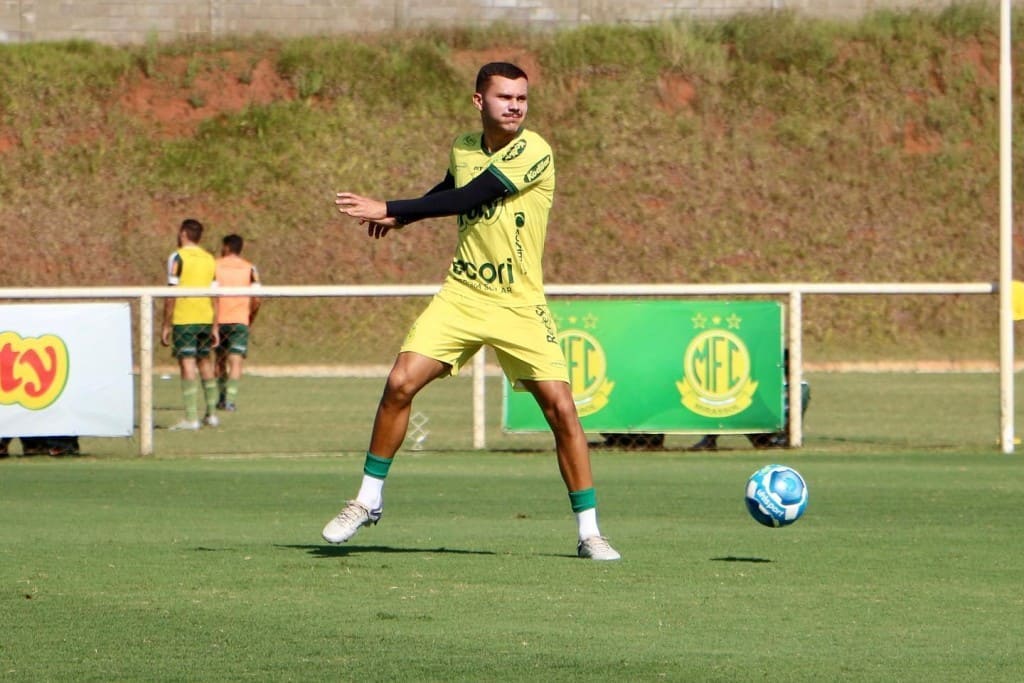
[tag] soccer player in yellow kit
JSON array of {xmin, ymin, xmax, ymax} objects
[
  {"xmin": 160, "ymin": 218, "xmax": 220, "ymax": 431},
  {"xmin": 325, "ymin": 62, "xmax": 620, "ymax": 560}
]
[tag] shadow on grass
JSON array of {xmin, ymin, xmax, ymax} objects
[
  {"xmin": 711, "ymin": 556, "xmax": 773, "ymax": 563},
  {"xmin": 276, "ymin": 543, "xmax": 497, "ymax": 557}
]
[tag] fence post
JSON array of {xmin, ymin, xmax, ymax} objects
[
  {"xmin": 787, "ymin": 290, "xmax": 803, "ymax": 448},
  {"xmin": 139, "ymin": 294, "xmax": 154, "ymax": 455},
  {"xmin": 999, "ymin": 0, "xmax": 1015, "ymax": 453}
]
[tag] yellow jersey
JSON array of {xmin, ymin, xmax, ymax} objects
[
  {"xmin": 166, "ymin": 244, "xmax": 216, "ymax": 325},
  {"xmin": 439, "ymin": 128, "xmax": 555, "ymax": 307}
]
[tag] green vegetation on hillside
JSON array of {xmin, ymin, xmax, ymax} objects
[{"xmin": 0, "ymin": 4, "xmax": 1020, "ymax": 363}]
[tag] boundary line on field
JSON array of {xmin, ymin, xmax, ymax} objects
[{"xmin": 145, "ymin": 360, "xmax": 1024, "ymax": 378}]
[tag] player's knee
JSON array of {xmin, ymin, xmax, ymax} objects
[
  {"xmin": 382, "ymin": 371, "xmax": 420, "ymax": 406},
  {"xmin": 541, "ymin": 393, "xmax": 579, "ymax": 430}
]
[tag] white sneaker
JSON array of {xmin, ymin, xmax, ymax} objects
[
  {"xmin": 322, "ymin": 500, "xmax": 383, "ymax": 544},
  {"xmin": 203, "ymin": 414, "xmax": 219, "ymax": 427},
  {"xmin": 168, "ymin": 419, "xmax": 201, "ymax": 431},
  {"xmin": 577, "ymin": 536, "xmax": 622, "ymax": 561}
]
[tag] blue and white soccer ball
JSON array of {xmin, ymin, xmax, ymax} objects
[{"xmin": 745, "ymin": 464, "xmax": 808, "ymax": 527}]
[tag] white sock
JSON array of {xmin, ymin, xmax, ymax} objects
[
  {"xmin": 355, "ymin": 475, "xmax": 384, "ymax": 511},
  {"xmin": 576, "ymin": 508, "xmax": 601, "ymax": 540}
]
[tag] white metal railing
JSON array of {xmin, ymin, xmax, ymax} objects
[{"xmin": 0, "ymin": 281, "xmax": 1001, "ymax": 455}]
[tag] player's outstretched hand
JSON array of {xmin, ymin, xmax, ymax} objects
[
  {"xmin": 336, "ymin": 192, "xmax": 401, "ymax": 238},
  {"xmin": 336, "ymin": 192, "xmax": 387, "ymax": 220}
]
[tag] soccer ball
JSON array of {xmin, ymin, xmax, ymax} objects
[{"xmin": 745, "ymin": 464, "xmax": 808, "ymax": 527}]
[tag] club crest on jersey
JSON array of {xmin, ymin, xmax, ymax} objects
[{"xmin": 676, "ymin": 316, "xmax": 757, "ymax": 418}]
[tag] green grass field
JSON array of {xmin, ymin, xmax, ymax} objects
[
  {"xmin": 3, "ymin": 373, "xmax": 1024, "ymax": 680},
  {"xmin": 40, "ymin": 370, "xmax": 1023, "ymax": 457}
]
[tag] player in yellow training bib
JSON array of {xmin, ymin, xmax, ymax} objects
[
  {"xmin": 326, "ymin": 62, "xmax": 620, "ymax": 561},
  {"xmin": 160, "ymin": 218, "xmax": 221, "ymax": 431}
]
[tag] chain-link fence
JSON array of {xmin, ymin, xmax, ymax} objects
[{"xmin": 2, "ymin": 281, "xmax": 1014, "ymax": 458}]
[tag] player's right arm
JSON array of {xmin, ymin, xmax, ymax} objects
[
  {"xmin": 160, "ymin": 296, "xmax": 175, "ymax": 347},
  {"xmin": 249, "ymin": 265, "xmax": 262, "ymax": 325}
]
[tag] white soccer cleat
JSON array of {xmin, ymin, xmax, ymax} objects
[
  {"xmin": 203, "ymin": 414, "xmax": 220, "ymax": 428},
  {"xmin": 577, "ymin": 536, "xmax": 622, "ymax": 561},
  {"xmin": 168, "ymin": 419, "xmax": 201, "ymax": 431},
  {"xmin": 322, "ymin": 500, "xmax": 383, "ymax": 544}
]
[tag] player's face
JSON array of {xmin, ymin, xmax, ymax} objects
[{"xmin": 474, "ymin": 76, "xmax": 528, "ymax": 137}]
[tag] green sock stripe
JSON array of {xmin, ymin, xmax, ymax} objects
[
  {"xmin": 569, "ymin": 487, "xmax": 597, "ymax": 513},
  {"xmin": 363, "ymin": 452, "xmax": 393, "ymax": 480},
  {"xmin": 182, "ymin": 380, "xmax": 200, "ymax": 421},
  {"xmin": 225, "ymin": 379, "xmax": 240, "ymax": 401},
  {"xmin": 202, "ymin": 379, "xmax": 219, "ymax": 412}
]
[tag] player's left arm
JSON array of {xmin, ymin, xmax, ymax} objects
[
  {"xmin": 161, "ymin": 253, "xmax": 181, "ymax": 347},
  {"xmin": 209, "ymin": 278, "xmax": 220, "ymax": 348},
  {"xmin": 335, "ymin": 172, "xmax": 457, "ymax": 238},
  {"xmin": 384, "ymin": 169, "xmax": 511, "ymax": 223}
]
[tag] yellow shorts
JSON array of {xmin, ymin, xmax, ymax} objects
[{"xmin": 401, "ymin": 291, "xmax": 568, "ymax": 389}]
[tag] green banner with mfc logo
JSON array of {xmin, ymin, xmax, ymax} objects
[{"xmin": 503, "ymin": 300, "xmax": 784, "ymax": 433}]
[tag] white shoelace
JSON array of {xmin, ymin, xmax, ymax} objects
[
  {"xmin": 584, "ymin": 536, "xmax": 613, "ymax": 551},
  {"xmin": 333, "ymin": 502, "xmax": 368, "ymax": 525}
]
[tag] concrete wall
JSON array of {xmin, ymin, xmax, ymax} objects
[{"xmin": 0, "ymin": 1, "xmax": 1003, "ymax": 45}]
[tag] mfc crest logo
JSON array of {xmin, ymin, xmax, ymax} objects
[
  {"xmin": 676, "ymin": 324, "xmax": 757, "ymax": 418},
  {"xmin": 0, "ymin": 331, "xmax": 70, "ymax": 410},
  {"xmin": 560, "ymin": 328, "xmax": 614, "ymax": 417}
]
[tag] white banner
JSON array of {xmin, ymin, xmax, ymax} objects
[{"xmin": 0, "ymin": 303, "xmax": 133, "ymax": 437}]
